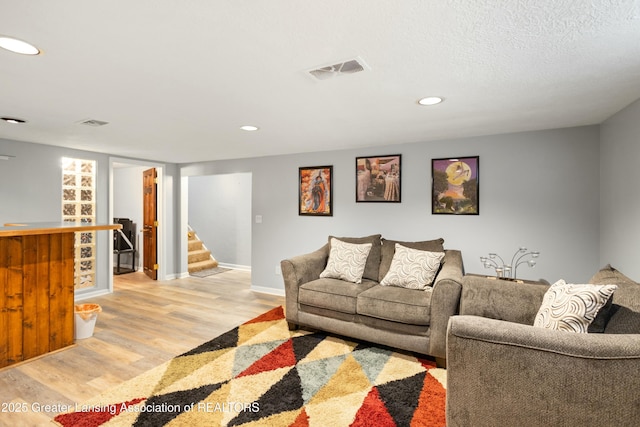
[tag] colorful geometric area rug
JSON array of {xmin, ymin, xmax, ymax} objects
[{"xmin": 54, "ymin": 306, "xmax": 446, "ymax": 426}]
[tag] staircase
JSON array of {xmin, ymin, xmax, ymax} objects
[{"xmin": 188, "ymin": 227, "xmax": 219, "ymax": 273}]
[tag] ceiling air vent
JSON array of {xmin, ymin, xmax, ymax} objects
[
  {"xmin": 307, "ymin": 57, "xmax": 368, "ymax": 81},
  {"xmin": 79, "ymin": 119, "xmax": 109, "ymax": 127}
]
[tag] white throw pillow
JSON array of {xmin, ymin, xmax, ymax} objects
[
  {"xmin": 534, "ymin": 279, "xmax": 617, "ymax": 333},
  {"xmin": 319, "ymin": 238, "xmax": 373, "ymax": 284},
  {"xmin": 379, "ymin": 244, "xmax": 445, "ymax": 290}
]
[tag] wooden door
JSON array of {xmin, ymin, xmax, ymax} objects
[{"xmin": 143, "ymin": 168, "xmax": 158, "ymax": 280}]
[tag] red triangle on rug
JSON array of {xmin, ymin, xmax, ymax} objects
[
  {"xmin": 54, "ymin": 397, "xmax": 146, "ymax": 427},
  {"xmin": 238, "ymin": 339, "xmax": 297, "ymax": 377},
  {"xmin": 418, "ymin": 357, "xmax": 437, "ymax": 370},
  {"xmin": 351, "ymin": 387, "xmax": 397, "ymax": 427},
  {"xmin": 243, "ymin": 306, "xmax": 285, "ymax": 325},
  {"xmin": 289, "ymin": 408, "xmax": 310, "ymax": 427},
  {"xmin": 410, "ymin": 373, "xmax": 446, "ymax": 427}
]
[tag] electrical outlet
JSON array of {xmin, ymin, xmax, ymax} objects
[{"xmin": 275, "ymin": 264, "xmax": 281, "ymax": 275}]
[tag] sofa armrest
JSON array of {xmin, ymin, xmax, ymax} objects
[
  {"xmin": 460, "ymin": 275, "xmax": 549, "ymax": 325},
  {"xmin": 280, "ymin": 244, "xmax": 329, "ymax": 323},
  {"xmin": 446, "ymin": 315, "xmax": 640, "ymax": 427},
  {"xmin": 428, "ymin": 250, "xmax": 464, "ymax": 359}
]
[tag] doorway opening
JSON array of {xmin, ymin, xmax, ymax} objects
[
  {"xmin": 186, "ymin": 172, "xmax": 252, "ymax": 273},
  {"xmin": 109, "ymin": 159, "xmax": 165, "ymax": 291}
]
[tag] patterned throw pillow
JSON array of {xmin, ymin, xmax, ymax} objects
[
  {"xmin": 534, "ymin": 279, "xmax": 618, "ymax": 333},
  {"xmin": 379, "ymin": 244, "xmax": 445, "ymax": 290},
  {"xmin": 319, "ymin": 238, "xmax": 373, "ymax": 284}
]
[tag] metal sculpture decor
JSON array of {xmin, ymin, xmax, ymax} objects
[{"xmin": 480, "ymin": 247, "xmax": 540, "ymax": 280}]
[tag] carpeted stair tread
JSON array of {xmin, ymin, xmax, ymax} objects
[
  {"xmin": 189, "ymin": 259, "xmax": 219, "ymax": 273},
  {"xmin": 187, "ymin": 226, "xmax": 218, "ymax": 273},
  {"xmin": 188, "ymin": 239, "xmax": 204, "ymax": 251},
  {"xmin": 189, "ymin": 248, "xmax": 213, "ymax": 263}
]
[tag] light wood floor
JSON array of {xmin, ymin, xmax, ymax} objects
[{"xmin": 0, "ymin": 270, "xmax": 284, "ymax": 427}]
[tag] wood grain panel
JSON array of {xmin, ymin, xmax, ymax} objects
[
  {"xmin": 36, "ymin": 234, "xmax": 51, "ymax": 357},
  {"xmin": 6, "ymin": 237, "xmax": 23, "ymax": 366},
  {"xmin": 0, "ymin": 238, "xmax": 8, "ymax": 365},
  {"xmin": 48, "ymin": 233, "xmax": 64, "ymax": 351},
  {"xmin": 0, "ymin": 232, "xmax": 76, "ymax": 368},
  {"xmin": 22, "ymin": 235, "xmax": 38, "ymax": 360},
  {"xmin": 60, "ymin": 233, "xmax": 75, "ymax": 348}
]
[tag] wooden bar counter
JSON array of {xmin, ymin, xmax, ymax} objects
[{"xmin": 0, "ymin": 222, "xmax": 120, "ymax": 368}]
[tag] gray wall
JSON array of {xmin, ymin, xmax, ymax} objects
[
  {"xmin": 600, "ymin": 98, "xmax": 640, "ymax": 279},
  {"xmin": 0, "ymin": 138, "xmax": 112, "ymax": 298},
  {"xmin": 0, "ymin": 139, "xmax": 182, "ymax": 294},
  {"xmin": 182, "ymin": 125, "xmax": 602, "ymax": 292},
  {"xmin": 188, "ymin": 173, "xmax": 252, "ymax": 268},
  {"xmin": 5, "ymin": 108, "xmax": 637, "ymax": 296}
]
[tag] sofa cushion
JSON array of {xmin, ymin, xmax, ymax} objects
[
  {"xmin": 320, "ymin": 238, "xmax": 372, "ymax": 284},
  {"xmin": 379, "ymin": 238, "xmax": 444, "ymax": 282},
  {"xmin": 533, "ymin": 279, "xmax": 618, "ymax": 333},
  {"xmin": 590, "ymin": 265, "xmax": 640, "ymax": 334},
  {"xmin": 380, "ymin": 244, "xmax": 444, "ymax": 290},
  {"xmin": 329, "ymin": 234, "xmax": 382, "ymax": 281},
  {"xmin": 300, "ymin": 278, "xmax": 377, "ymax": 314},
  {"xmin": 357, "ymin": 284, "xmax": 432, "ymax": 326},
  {"xmin": 589, "ymin": 264, "xmax": 638, "ymax": 287}
]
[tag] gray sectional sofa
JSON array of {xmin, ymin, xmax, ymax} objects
[
  {"xmin": 446, "ymin": 265, "xmax": 640, "ymax": 427},
  {"xmin": 280, "ymin": 234, "xmax": 464, "ymax": 366}
]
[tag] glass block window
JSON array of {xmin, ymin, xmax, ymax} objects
[{"xmin": 62, "ymin": 157, "xmax": 97, "ymax": 289}]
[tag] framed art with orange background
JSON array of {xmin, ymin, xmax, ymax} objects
[{"xmin": 299, "ymin": 165, "xmax": 333, "ymax": 216}]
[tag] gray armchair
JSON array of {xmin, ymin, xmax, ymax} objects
[{"xmin": 446, "ymin": 266, "xmax": 640, "ymax": 427}]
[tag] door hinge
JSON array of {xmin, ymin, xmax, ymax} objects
[
  {"xmin": 153, "ymin": 264, "xmax": 159, "ymax": 270},
  {"xmin": 154, "ymin": 221, "xmax": 159, "ymax": 227},
  {"xmin": 154, "ymin": 177, "xmax": 158, "ymax": 184}
]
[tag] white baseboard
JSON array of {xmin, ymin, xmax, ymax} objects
[
  {"xmin": 219, "ymin": 263, "xmax": 251, "ymax": 272},
  {"xmin": 171, "ymin": 271, "xmax": 191, "ymax": 279},
  {"xmin": 251, "ymin": 285, "xmax": 285, "ymax": 297},
  {"xmin": 75, "ymin": 289, "xmax": 112, "ymax": 302}
]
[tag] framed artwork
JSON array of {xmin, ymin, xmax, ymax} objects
[
  {"xmin": 355, "ymin": 154, "xmax": 401, "ymax": 202},
  {"xmin": 299, "ymin": 165, "xmax": 333, "ymax": 216},
  {"xmin": 432, "ymin": 156, "xmax": 479, "ymax": 215}
]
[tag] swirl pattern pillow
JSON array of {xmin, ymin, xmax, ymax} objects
[
  {"xmin": 379, "ymin": 244, "xmax": 445, "ymax": 290},
  {"xmin": 319, "ymin": 238, "xmax": 373, "ymax": 284},
  {"xmin": 534, "ymin": 279, "xmax": 617, "ymax": 333}
]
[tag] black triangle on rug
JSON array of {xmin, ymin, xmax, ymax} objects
[{"xmin": 54, "ymin": 306, "xmax": 446, "ymax": 427}]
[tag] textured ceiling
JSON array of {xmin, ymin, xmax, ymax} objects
[{"xmin": 0, "ymin": 0, "xmax": 639, "ymax": 163}]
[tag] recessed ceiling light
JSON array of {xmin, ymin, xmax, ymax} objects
[
  {"xmin": 0, "ymin": 36, "xmax": 40, "ymax": 55},
  {"xmin": 418, "ymin": 96, "xmax": 443, "ymax": 106},
  {"xmin": 1, "ymin": 117, "xmax": 27, "ymax": 124},
  {"xmin": 240, "ymin": 125, "xmax": 259, "ymax": 131}
]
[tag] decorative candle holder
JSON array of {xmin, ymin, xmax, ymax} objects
[{"xmin": 480, "ymin": 247, "xmax": 540, "ymax": 280}]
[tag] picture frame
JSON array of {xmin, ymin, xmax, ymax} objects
[
  {"xmin": 355, "ymin": 154, "xmax": 401, "ymax": 202},
  {"xmin": 299, "ymin": 165, "xmax": 333, "ymax": 216},
  {"xmin": 431, "ymin": 156, "xmax": 479, "ymax": 215}
]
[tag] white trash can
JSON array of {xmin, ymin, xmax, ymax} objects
[{"xmin": 74, "ymin": 303, "xmax": 102, "ymax": 339}]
